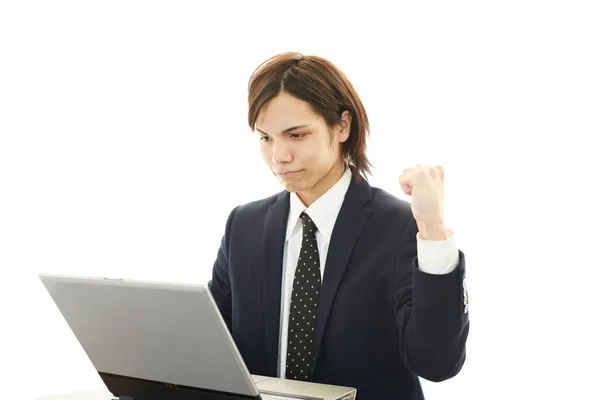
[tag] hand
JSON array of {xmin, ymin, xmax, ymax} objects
[{"xmin": 399, "ymin": 165, "xmax": 447, "ymax": 240}]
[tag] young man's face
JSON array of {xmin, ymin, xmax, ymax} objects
[{"xmin": 255, "ymin": 91, "xmax": 350, "ymax": 205}]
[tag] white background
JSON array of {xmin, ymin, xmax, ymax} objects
[{"xmin": 1, "ymin": 1, "xmax": 599, "ymax": 399}]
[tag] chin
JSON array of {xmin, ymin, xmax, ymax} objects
[
  {"xmin": 281, "ymin": 182, "xmax": 302, "ymax": 193},
  {"xmin": 280, "ymin": 179, "xmax": 309, "ymax": 193}
]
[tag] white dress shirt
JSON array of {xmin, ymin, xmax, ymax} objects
[{"xmin": 277, "ymin": 166, "xmax": 459, "ymax": 378}]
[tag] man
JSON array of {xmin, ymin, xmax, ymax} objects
[{"xmin": 208, "ymin": 52, "xmax": 469, "ymax": 400}]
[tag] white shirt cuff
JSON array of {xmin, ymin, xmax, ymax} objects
[{"xmin": 416, "ymin": 230, "xmax": 459, "ymax": 275}]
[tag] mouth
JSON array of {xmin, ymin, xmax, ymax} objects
[{"xmin": 277, "ymin": 169, "xmax": 302, "ymax": 177}]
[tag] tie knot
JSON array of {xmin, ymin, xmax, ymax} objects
[{"xmin": 300, "ymin": 212, "xmax": 317, "ymax": 237}]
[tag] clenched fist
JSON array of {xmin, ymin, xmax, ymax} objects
[{"xmin": 399, "ymin": 165, "xmax": 448, "ymax": 240}]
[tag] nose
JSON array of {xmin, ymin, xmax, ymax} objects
[{"xmin": 271, "ymin": 140, "xmax": 293, "ymax": 164}]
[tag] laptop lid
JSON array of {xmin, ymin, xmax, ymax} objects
[{"xmin": 39, "ymin": 273, "xmax": 260, "ymax": 398}]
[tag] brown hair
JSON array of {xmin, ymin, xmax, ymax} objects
[{"xmin": 247, "ymin": 52, "xmax": 372, "ymax": 180}]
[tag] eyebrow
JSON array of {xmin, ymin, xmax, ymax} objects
[{"xmin": 255, "ymin": 125, "xmax": 310, "ymax": 135}]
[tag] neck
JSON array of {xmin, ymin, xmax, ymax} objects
[{"xmin": 297, "ymin": 160, "xmax": 346, "ymax": 207}]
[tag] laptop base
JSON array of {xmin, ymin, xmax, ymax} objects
[{"xmin": 101, "ymin": 372, "xmax": 261, "ymax": 400}]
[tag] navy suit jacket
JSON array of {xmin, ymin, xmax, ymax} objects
[{"xmin": 208, "ymin": 170, "xmax": 470, "ymax": 400}]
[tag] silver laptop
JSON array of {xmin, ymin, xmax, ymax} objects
[{"xmin": 39, "ymin": 273, "xmax": 356, "ymax": 400}]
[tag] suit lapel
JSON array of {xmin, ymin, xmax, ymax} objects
[
  {"xmin": 314, "ymin": 173, "xmax": 373, "ymax": 363},
  {"xmin": 262, "ymin": 190, "xmax": 289, "ymax": 376}
]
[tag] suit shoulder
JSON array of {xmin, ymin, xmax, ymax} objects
[
  {"xmin": 370, "ymin": 186, "xmax": 413, "ymax": 220},
  {"xmin": 227, "ymin": 190, "xmax": 286, "ymax": 223},
  {"xmin": 362, "ymin": 184, "xmax": 417, "ymax": 242},
  {"xmin": 238, "ymin": 191, "xmax": 283, "ymax": 212}
]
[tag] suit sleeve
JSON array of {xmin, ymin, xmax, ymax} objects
[
  {"xmin": 393, "ymin": 216, "xmax": 470, "ymax": 382},
  {"xmin": 207, "ymin": 206, "xmax": 239, "ymax": 332}
]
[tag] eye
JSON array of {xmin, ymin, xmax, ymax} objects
[
  {"xmin": 260, "ymin": 136, "xmax": 270, "ymax": 142},
  {"xmin": 290, "ymin": 133, "xmax": 306, "ymax": 139}
]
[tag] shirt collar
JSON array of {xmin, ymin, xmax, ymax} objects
[{"xmin": 285, "ymin": 166, "xmax": 352, "ymax": 241}]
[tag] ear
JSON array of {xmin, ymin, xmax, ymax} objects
[{"xmin": 337, "ymin": 110, "xmax": 352, "ymax": 143}]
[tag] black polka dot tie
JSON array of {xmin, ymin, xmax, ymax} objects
[{"xmin": 285, "ymin": 212, "xmax": 321, "ymax": 382}]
